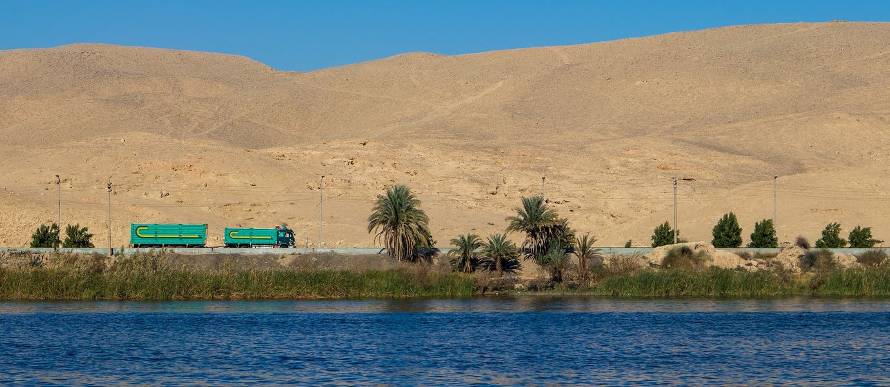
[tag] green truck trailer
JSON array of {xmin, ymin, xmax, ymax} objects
[
  {"xmin": 130, "ymin": 224, "xmax": 208, "ymax": 247},
  {"xmin": 224, "ymin": 225, "xmax": 295, "ymax": 248}
]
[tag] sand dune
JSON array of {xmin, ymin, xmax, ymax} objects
[{"xmin": 2, "ymin": 22, "xmax": 890, "ymax": 247}]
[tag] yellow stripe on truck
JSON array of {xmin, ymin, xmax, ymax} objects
[
  {"xmin": 228, "ymin": 231, "xmax": 273, "ymax": 240},
  {"xmin": 135, "ymin": 226, "xmax": 201, "ymax": 239}
]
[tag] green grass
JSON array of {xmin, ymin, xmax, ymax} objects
[
  {"xmin": 813, "ymin": 268, "xmax": 890, "ymax": 297},
  {"xmin": 0, "ymin": 268, "xmax": 475, "ymax": 300},
  {"xmin": 5, "ymin": 253, "xmax": 890, "ymax": 300},
  {"xmin": 587, "ymin": 268, "xmax": 798, "ymax": 297}
]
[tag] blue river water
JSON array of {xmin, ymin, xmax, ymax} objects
[{"xmin": 2, "ymin": 297, "xmax": 890, "ymax": 385}]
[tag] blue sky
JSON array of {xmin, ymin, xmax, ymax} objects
[{"xmin": 3, "ymin": 1, "xmax": 889, "ymax": 71}]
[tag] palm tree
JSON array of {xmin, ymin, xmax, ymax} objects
[
  {"xmin": 574, "ymin": 233, "xmax": 599, "ymax": 280},
  {"xmin": 448, "ymin": 234, "xmax": 483, "ymax": 273},
  {"xmin": 481, "ymin": 233, "xmax": 520, "ymax": 276},
  {"xmin": 506, "ymin": 196, "xmax": 575, "ymax": 265},
  {"xmin": 506, "ymin": 196, "xmax": 559, "ymax": 261},
  {"xmin": 63, "ymin": 224, "xmax": 94, "ymax": 248},
  {"xmin": 367, "ymin": 185, "xmax": 433, "ymax": 262},
  {"xmin": 540, "ymin": 240, "xmax": 571, "ymax": 282}
]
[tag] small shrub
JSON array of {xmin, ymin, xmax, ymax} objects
[
  {"xmin": 795, "ymin": 236, "xmax": 811, "ymax": 250},
  {"xmin": 624, "ymin": 240, "xmax": 632, "ymax": 248},
  {"xmin": 30, "ymin": 223, "xmax": 61, "ymax": 248},
  {"xmin": 848, "ymin": 226, "xmax": 879, "ymax": 248},
  {"xmin": 856, "ymin": 250, "xmax": 887, "ymax": 267},
  {"xmin": 748, "ymin": 219, "xmax": 778, "ymax": 248},
  {"xmin": 661, "ymin": 246, "xmax": 709, "ymax": 270},
  {"xmin": 815, "ymin": 222, "xmax": 847, "ymax": 248},
  {"xmin": 712, "ymin": 212, "xmax": 743, "ymax": 248},
  {"xmin": 651, "ymin": 222, "xmax": 676, "ymax": 247}
]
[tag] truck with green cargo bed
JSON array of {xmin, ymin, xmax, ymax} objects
[
  {"xmin": 224, "ymin": 225, "xmax": 295, "ymax": 248},
  {"xmin": 130, "ymin": 223, "xmax": 207, "ymax": 247}
]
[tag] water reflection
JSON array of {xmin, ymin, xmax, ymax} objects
[{"xmin": 3, "ymin": 297, "xmax": 890, "ymax": 314}]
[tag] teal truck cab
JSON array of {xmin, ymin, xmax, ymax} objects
[{"xmin": 224, "ymin": 225, "xmax": 295, "ymax": 248}]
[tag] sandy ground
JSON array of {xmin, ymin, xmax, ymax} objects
[{"xmin": 2, "ymin": 22, "xmax": 890, "ymax": 249}]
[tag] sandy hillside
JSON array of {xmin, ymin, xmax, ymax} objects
[{"xmin": 2, "ymin": 22, "xmax": 890, "ymax": 248}]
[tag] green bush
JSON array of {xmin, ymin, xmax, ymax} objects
[
  {"xmin": 30, "ymin": 223, "xmax": 61, "ymax": 248},
  {"xmin": 848, "ymin": 226, "xmax": 879, "ymax": 248},
  {"xmin": 624, "ymin": 240, "xmax": 632, "ymax": 248},
  {"xmin": 712, "ymin": 212, "xmax": 742, "ymax": 248},
  {"xmin": 651, "ymin": 222, "xmax": 676, "ymax": 247},
  {"xmin": 748, "ymin": 219, "xmax": 778, "ymax": 248},
  {"xmin": 815, "ymin": 222, "xmax": 847, "ymax": 248},
  {"xmin": 62, "ymin": 224, "xmax": 94, "ymax": 248}
]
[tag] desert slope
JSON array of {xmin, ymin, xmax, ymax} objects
[{"xmin": 2, "ymin": 22, "xmax": 890, "ymax": 248}]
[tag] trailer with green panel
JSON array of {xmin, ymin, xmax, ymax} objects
[
  {"xmin": 130, "ymin": 223, "xmax": 207, "ymax": 247},
  {"xmin": 224, "ymin": 225, "xmax": 295, "ymax": 248}
]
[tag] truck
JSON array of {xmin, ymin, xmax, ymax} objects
[
  {"xmin": 131, "ymin": 223, "xmax": 207, "ymax": 248},
  {"xmin": 224, "ymin": 225, "xmax": 296, "ymax": 248}
]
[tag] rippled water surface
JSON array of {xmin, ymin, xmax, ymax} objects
[{"xmin": 3, "ymin": 298, "xmax": 890, "ymax": 384}]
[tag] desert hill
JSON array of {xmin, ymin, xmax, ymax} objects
[{"xmin": 2, "ymin": 22, "xmax": 890, "ymax": 248}]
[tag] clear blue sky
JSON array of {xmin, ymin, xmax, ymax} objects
[{"xmin": 3, "ymin": 0, "xmax": 889, "ymax": 71}]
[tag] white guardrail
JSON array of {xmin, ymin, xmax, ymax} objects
[{"xmin": 2, "ymin": 247, "xmax": 890, "ymax": 256}]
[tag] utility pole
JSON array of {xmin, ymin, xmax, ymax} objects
[
  {"xmin": 107, "ymin": 180, "xmax": 112, "ymax": 256},
  {"xmin": 772, "ymin": 175, "xmax": 778, "ymax": 222},
  {"xmin": 672, "ymin": 177, "xmax": 678, "ymax": 244},
  {"xmin": 55, "ymin": 175, "xmax": 61, "ymax": 227},
  {"xmin": 319, "ymin": 175, "xmax": 325, "ymax": 248}
]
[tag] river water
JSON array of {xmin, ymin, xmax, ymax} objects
[{"xmin": 2, "ymin": 298, "xmax": 890, "ymax": 384}]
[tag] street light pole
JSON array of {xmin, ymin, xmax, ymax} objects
[
  {"xmin": 319, "ymin": 175, "xmax": 325, "ymax": 248},
  {"xmin": 55, "ymin": 175, "xmax": 61, "ymax": 227},
  {"xmin": 773, "ymin": 175, "xmax": 778, "ymax": 232},
  {"xmin": 107, "ymin": 180, "xmax": 112, "ymax": 256},
  {"xmin": 672, "ymin": 177, "xmax": 678, "ymax": 244}
]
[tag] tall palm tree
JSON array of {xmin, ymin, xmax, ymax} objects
[
  {"xmin": 368, "ymin": 185, "xmax": 433, "ymax": 262},
  {"xmin": 448, "ymin": 234, "xmax": 483, "ymax": 273},
  {"xmin": 506, "ymin": 196, "xmax": 559, "ymax": 261},
  {"xmin": 481, "ymin": 233, "xmax": 520, "ymax": 276},
  {"xmin": 574, "ymin": 233, "xmax": 598, "ymax": 280},
  {"xmin": 506, "ymin": 196, "xmax": 574, "ymax": 264}
]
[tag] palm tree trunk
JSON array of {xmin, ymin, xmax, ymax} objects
[{"xmin": 496, "ymin": 257, "xmax": 503, "ymax": 276}]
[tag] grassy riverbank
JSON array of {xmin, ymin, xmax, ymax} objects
[
  {"xmin": 3, "ymin": 253, "xmax": 890, "ymax": 300},
  {"xmin": 544, "ymin": 267, "xmax": 890, "ymax": 298},
  {"xmin": 0, "ymin": 253, "xmax": 474, "ymax": 300},
  {"xmin": 0, "ymin": 268, "xmax": 475, "ymax": 300}
]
